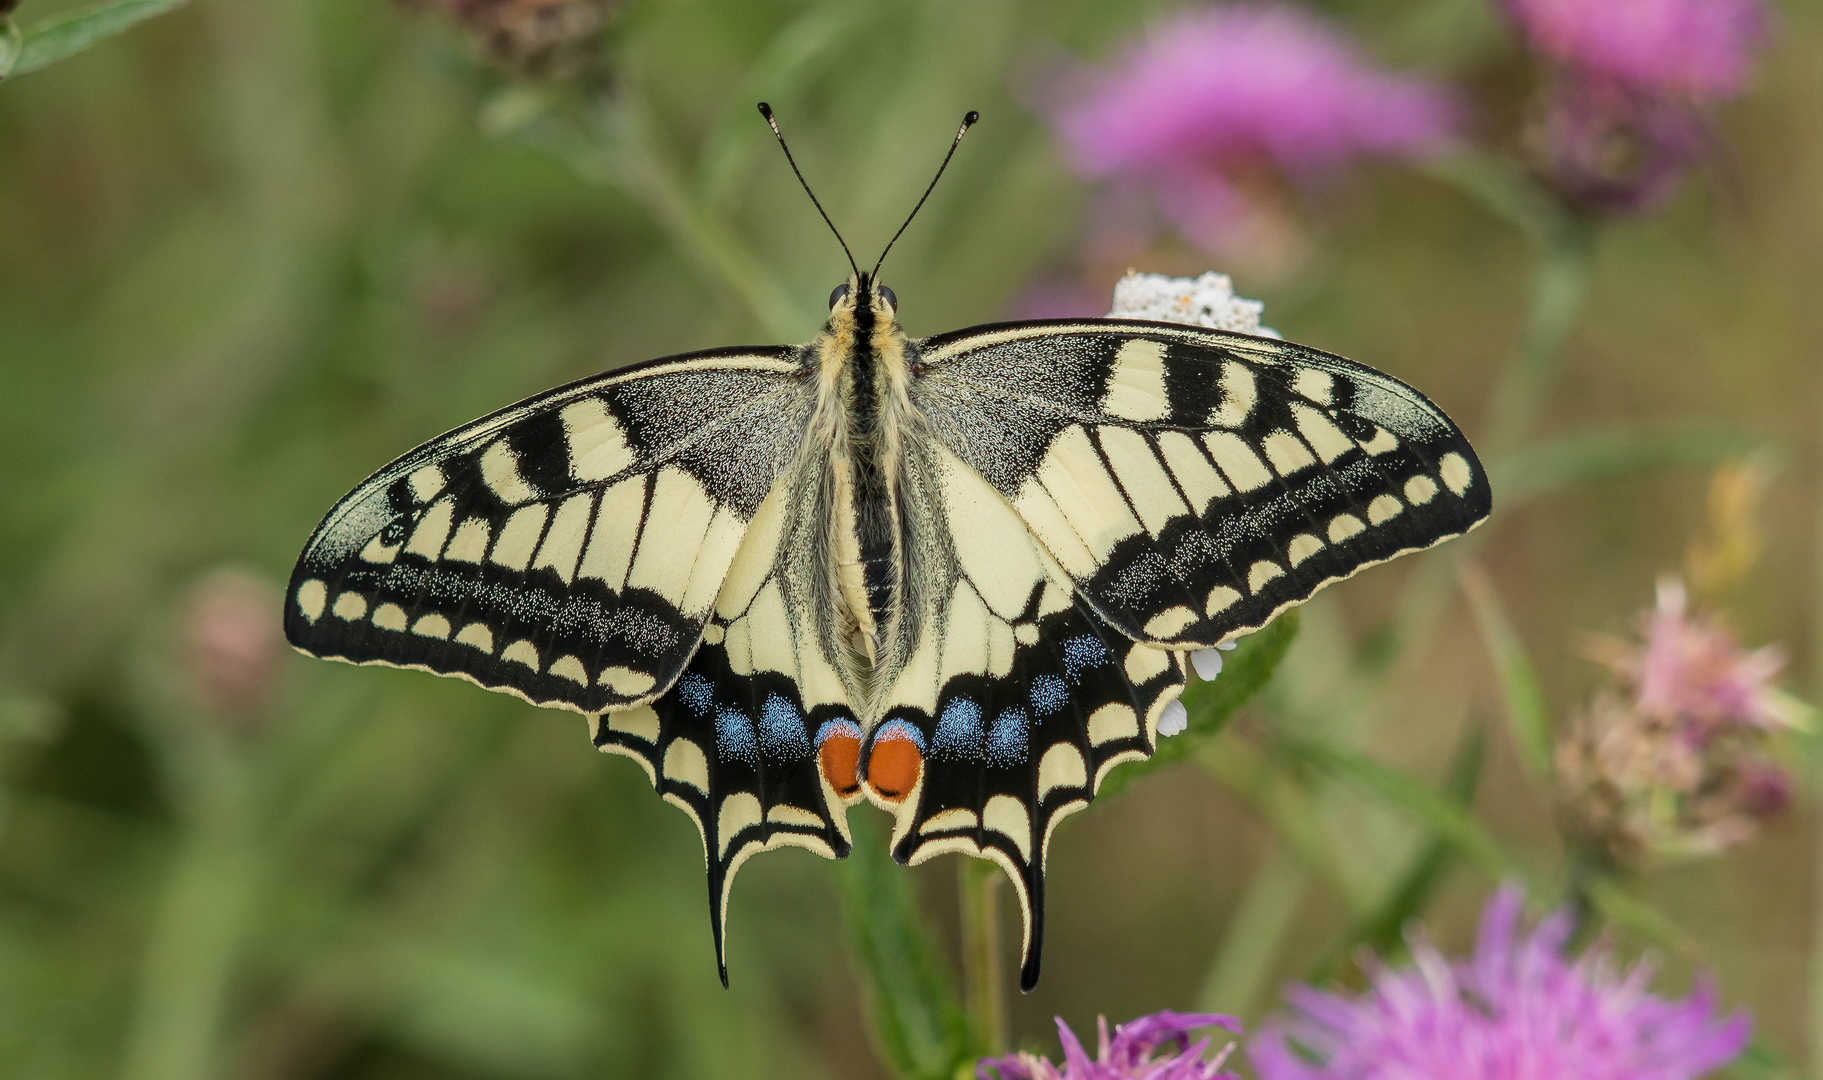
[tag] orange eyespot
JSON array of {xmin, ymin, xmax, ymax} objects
[
  {"xmin": 817, "ymin": 720, "xmax": 862, "ymax": 797},
  {"xmin": 864, "ymin": 721, "xmax": 924, "ymax": 802}
]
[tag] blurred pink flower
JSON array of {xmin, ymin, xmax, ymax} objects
[
  {"xmin": 1497, "ymin": 0, "xmax": 1770, "ymax": 214},
  {"xmin": 1616, "ymin": 578, "xmax": 1794, "ymax": 736},
  {"xmin": 979, "ymin": 1012, "xmax": 1240, "ymax": 1080},
  {"xmin": 1497, "ymin": 0, "xmax": 1769, "ymax": 98},
  {"xmin": 1045, "ymin": 5, "xmax": 1456, "ymax": 258},
  {"xmin": 1558, "ymin": 577, "xmax": 1805, "ymax": 862},
  {"xmin": 1250, "ymin": 884, "xmax": 1751, "ymax": 1080},
  {"xmin": 182, "ymin": 568, "xmax": 286, "ymax": 728}
]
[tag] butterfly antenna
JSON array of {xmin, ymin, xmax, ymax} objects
[
  {"xmin": 871, "ymin": 109, "xmax": 979, "ymax": 280},
  {"xmin": 757, "ymin": 102, "xmax": 859, "ymax": 280}
]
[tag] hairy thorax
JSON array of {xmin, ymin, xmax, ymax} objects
[{"xmin": 807, "ymin": 290, "xmax": 921, "ymax": 704}]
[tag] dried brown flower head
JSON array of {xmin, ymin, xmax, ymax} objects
[{"xmin": 403, "ymin": 0, "xmax": 614, "ymax": 82}]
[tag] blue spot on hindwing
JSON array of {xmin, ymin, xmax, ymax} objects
[
  {"xmin": 759, "ymin": 693, "xmax": 811, "ymax": 762},
  {"xmin": 986, "ymin": 706, "xmax": 1032, "ymax": 767},
  {"xmin": 870, "ymin": 718, "xmax": 926, "ymax": 752},
  {"xmin": 934, "ymin": 697, "xmax": 984, "ymax": 761},
  {"xmin": 817, "ymin": 717, "xmax": 862, "ymax": 747},
  {"xmin": 676, "ymin": 673, "xmax": 714, "ymax": 716},
  {"xmin": 715, "ymin": 705, "xmax": 758, "ymax": 765},
  {"xmin": 1062, "ymin": 635, "xmax": 1107, "ymax": 683},
  {"xmin": 1030, "ymin": 675, "xmax": 1068, "ymax": 716}
]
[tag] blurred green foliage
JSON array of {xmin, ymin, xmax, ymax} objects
[
  {"xmin": 3, "ymin": 0, "xmax": 1821, "ymax": 1078},
  {"xmin": 0, "ymin": 0, "xmax": 186, "ymax": 80}
]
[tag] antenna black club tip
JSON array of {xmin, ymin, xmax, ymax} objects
[
  {"xmin": 756, "ymin": 102, "xmax": 774, "ymax": 119},
  {"xmin": 964, "ymin": 110, "xmax": 980, "ymax": 125}
]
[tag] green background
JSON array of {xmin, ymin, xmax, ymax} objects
[{"xmin": 2, "ymin": 0, "xmax": 1819, "ymax": 1077}]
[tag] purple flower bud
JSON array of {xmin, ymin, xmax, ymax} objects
[
  {"xmin": 1526, "ymin": 73, "xmax": 1709, "ymax": 214},
  {"xmin": 1727, "ymin": 758, "xmax": 1791, "ymax": 819}
]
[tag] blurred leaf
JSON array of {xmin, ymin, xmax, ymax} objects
[
  {"xmin": 1, "ymin": 19, "xmax": 23, "ymax": 79},
  {"xmin": 1457, "ymin": 563, "xmax": 1552, "ymax": 786},
  {"xmin": 1722, "ymin": 1038, "xmax": 1800, "ymax": 1080},
  {"xmin": 0, "ymin": 693, "xmax": 62, "ymax": 742},
  {"xmin": 9, "ymin": 0, "xmax": 186, "ymax": 78},
  {"xmin": 1489, "ymin": 425, "xmax": 1772, "ymax": 506},
  {"xmin": 838, "ymin": 815, "xmax": 973, "ymax": 1080},
  {"xmin": 1097, "ymin": 611, "xmax": 1299, "ymax": 800},
  {"xmin": 1583, "ymin": 876, "xmax": 1700, "ymax": 957},
  {"xmin": 1317, "ymin": 716, "xmax": 1486, "ymax": 973},
  {"xmin": 1422, "ymin": 151, "xmax": 1574, "ymax": 248},
  {"xmin": 1195, "ymin": 843, "xmax": 1306, "ymax": 1014},
  {"xmin": 477, "ymin": 84, "xmax": 563, "ymax": 140},
  {"xmin": 384, "ymin": 943, "xmax": 599, "ymax": 1079},
  {"xmin": 1276, "ymin": 732, "xmax": 1532, "ymax": 887}
]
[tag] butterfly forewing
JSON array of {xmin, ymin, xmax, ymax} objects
[
  {"xmin": 913, "ymin": 320, "xmax": 1491, "ymax": 647},
  {"xmin": 284, "ymin": 348, "xmax": 810, "ymax": 714}
]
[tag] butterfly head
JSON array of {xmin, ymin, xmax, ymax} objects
[{"xmin": 826, "ymin": 273, "xmax": 898, "ymax": 324}]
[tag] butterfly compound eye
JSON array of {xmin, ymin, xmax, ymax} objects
[
  {"xmin": 828, "ymin": 284, "xmax": 850, "ymax": 309},
  {"xmin": 877, "ymin": 285, "xmax": 897, "ymax": 311}
]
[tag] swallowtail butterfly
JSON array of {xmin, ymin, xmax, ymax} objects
[{"xmin": 285, "ymin": 107, "xmax": 1489, "ymax": 990}]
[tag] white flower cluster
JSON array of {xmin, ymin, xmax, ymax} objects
[
  {"xmin": 1107, "ymin": 270, "xmax": 1278, "ymax": 338},
  {"xmin": 1110, "ymin": 271, "xmax": 1261, "ymax": 738}
]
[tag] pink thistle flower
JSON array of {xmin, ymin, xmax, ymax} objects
[
  {"xmin": 1497, "ymin": 0, "xmax": 1769, "ymax": 99},
  {"xmin": 1045, "ymin": 5, "xmax": 1457, "ymax": 259},
  {"xmin": 979, "ymin": 1011, "xmax": 1241, "ymax": 1080},
  {"xmin": 1557, "ymin": 578, "xmax": 1804, "ymax": 862},
  {"xmin": 1497, "ymin": 0, "xmax": 1771, "ymax": 214},
  {"xmin": 1624, "ymin": 579, "xmax": 1793, "ymax": 736},
  {"xmin": 1249, "ymin": 884, "xmax": 1751, "ymax": 1080}
]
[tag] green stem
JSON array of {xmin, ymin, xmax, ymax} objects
[
  {"xmin": 119, "ymin": 735, "xmax": 260, "ymax": 1080},
  {"xmin": 1196, "ymin": 842, "xmax": 1306, "ymax": 1016},
  {"xmin": 515, "ymin": 92, "xmax": 813, "ymax": 341},
  {"xmin": 592, "ymin": 97, "xmax": 813, "ymax": 341},
  {"xmin": 836, "ymin": 815, "xmax": 971, "ymax": 1080},
  {"xmin": 1808, "ymin": 386, "xmax": 1823, "ymax": 1077},
  {"xmin": 959, "ymin": 860, "xmax": 1006, "ymax": 1057},
  {"xmin": 1482, "ymin": 218, "xmax": 1596, "ymax": 454},
  {"xmin": 1559, "ymin": 841, "xmax": 1613, "ymax": 948}
]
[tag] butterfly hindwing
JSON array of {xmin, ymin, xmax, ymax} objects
[
  {"xmin": 589, "ymin": 636, "xmax": 853, "ymax": 986},
  {"xmin": 913, "ymin": 320, "xmax": 1491, "ymax": 647},
  {"xmin": 285, "ymin": 348, "xmax": 811, "ymax": 713},
  {"xmin": 861, "ymin": 444, "xmax": 1188, "ymax": 990},
  {"xmin": 591, "ymin": 461, "xmax": 865, "ymax": 984}
]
